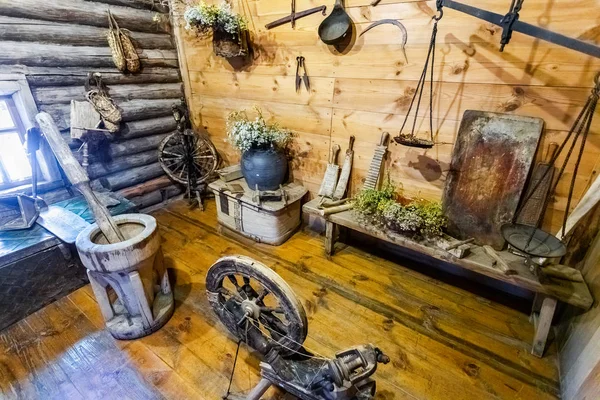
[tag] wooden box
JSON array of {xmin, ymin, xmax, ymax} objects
[{"xmin": 208, "ymin": 179, "xmax": 307, "ymax": 245}]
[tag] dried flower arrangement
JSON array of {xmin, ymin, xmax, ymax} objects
[
  {"xmin": 227, "ymin": 108, "xmax": 293, "ymax": 153},
  {"xmin": 353, "ymin": 179, "xmax": 447, "ymax": 237},
  {"xmin": 184, "ymin": 1, "xmax": 248, "ymax": 36}
]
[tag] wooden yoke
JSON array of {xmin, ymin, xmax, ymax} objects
[{"xmin": 36, "ymin": 112, "xmax": 125, "ymax": 244}]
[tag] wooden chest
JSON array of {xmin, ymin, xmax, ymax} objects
[{"xmin": 208, "ymin": 179, "xmax": 307, "ymax": 245}]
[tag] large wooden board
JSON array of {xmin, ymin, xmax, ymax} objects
[{"xmin": 443, "ymin": 110, "xmax": 543, "ymax": 250}]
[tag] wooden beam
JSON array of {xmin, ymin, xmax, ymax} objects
[
  {"xmin": 117, "ymin": 175, "xmax": 172, "ymax": 198},
  {"xmin": 531, "ymin": 297, "xmax": 558, "ymax": 357},
  {"xmin": 20, "ymin": 67, "xmax": 181, "ymax": 87},
  {"xmin": 128, "ymin": 184, "xmax": 182, "ymax": 208},
  {"xmin": 557, "ymin": 173, "xmax": 600, "ymax": 240},
  {"xmin": 95, "ymin": 162, "xmax": 165, "ymax": 190},
  {"xmin": 120, "ymin": 116, "xmax": 177, "ymax": 139},
  {"xmin": 0, "ymin": 41, "xmax": 178, "ymax": 69},
  {"xmin": 0, "ymin": 16, "xmax": 174, "ymax": 49},
  {"xmin": 41, "ymin": 99, "xmax": 177, "ymax": 130},
  {"xmin": 0, "ymin": 0, "xmax": 170, "ymax": 33},
  {"xmin": 87, "ymin": 149, "xmax": 158, "ymax": 179},
  {"xmin": 93, "ymin": 0, "xmax": 169, "ymax": 13},
  {"xmin": 33, "ymin": 83, "xmax": 183, "ymax": 105}
]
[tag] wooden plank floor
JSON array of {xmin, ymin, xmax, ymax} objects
[{"xmin": 0, "ymin": 199, "xmax": 561, "ymax": 399}]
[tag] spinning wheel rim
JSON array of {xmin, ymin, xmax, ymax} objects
[
  {"xmin": 206, "ymin": 255, "xmax": 308, "ymax": 356},
  {"xmin": 158, "ymin": 130, "xmax": 218, "ymax": 185}
]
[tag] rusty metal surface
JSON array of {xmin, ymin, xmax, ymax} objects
[{"xmin": 442, "ymin": 110, "xmax": 543, "ymax": 250}]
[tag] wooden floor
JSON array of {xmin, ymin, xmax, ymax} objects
[{"xmin": 0, "ymin": 199, "xmax": 561, "ymax": 400}]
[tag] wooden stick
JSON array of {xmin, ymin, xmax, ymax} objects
[
  {"xmin": 446, "ymin": 238, "xmax": 475, "ymax": 251},
  {"xmin": 557, "ymin": 172, "xmax": 600, "ymax": 240},
  {"xmin": 483, "ymin": 245, "xmax": 511, "ymax": 274},
  {"xmin": 36, "ymin": 112, "xmax": 125, "ymax": 244},
  {"xmin": 318, "ymin": 203, "xmax": 353, "ymax": 216},
  {"xmin": 541, "ymin": 264, "xmax": 584, "ymax": 282}
]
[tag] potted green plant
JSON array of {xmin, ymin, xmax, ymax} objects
[
  {"xmin": 353, "ymin": 180, "xmax": 447, "ymax": 238},
  {"xmin": 184, "ymin": 1, "xmax": 249, "ymax": 58},
  {"xmin": 227, "ymin": 108, "xmax": 293, "ymax": 190}
]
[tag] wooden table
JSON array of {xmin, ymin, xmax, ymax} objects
[{"xmin": 303, "ymin": 198, "xmax": 593, "ymax": 357}]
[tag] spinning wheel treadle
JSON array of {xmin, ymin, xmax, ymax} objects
[{"xmin": 205, "ymin": 255, "xmax": 308, "ymax": 356}]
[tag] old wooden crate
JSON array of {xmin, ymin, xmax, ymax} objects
[{"xmin": 208, "ymin": 179, "xmax": 307, "ymax": 245}]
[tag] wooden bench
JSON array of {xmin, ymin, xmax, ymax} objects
[{"xmin": 303, "ymin": 198, "xmax": 594, "ymax": 357}]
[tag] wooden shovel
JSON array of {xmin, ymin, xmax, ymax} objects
[
  {"xmin": 318, "ymin": 144, "xmax": 341, "ymax": 202},
  {"xmin": 36, "ymin": 112, "xmax": 125, "ymax": 244},
  {"xmin": 333, "ymin": 135, "xmax": 355, "ymax": 201}
]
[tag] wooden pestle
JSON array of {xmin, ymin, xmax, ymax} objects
[{"xmin": 36, "ymin": 112, "xmax": 125, "ymax": 244}]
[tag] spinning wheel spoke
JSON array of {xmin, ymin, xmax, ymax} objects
[
  {"xmin": 260, "ymin": 306, "xmax": 284, "ymax": 314},
  {"xmin": 162, "ymin": 150, "xmax": 184, "ymax": 159},
  {"xmin": 259, "ymin": 313, "xmax": 289, "ymax": 336},
  {"xmin": 217, "ymin": 287, "xmax": 243, "ymax": 303},
  {"xmin": 257, "ymin": 289, "xmax": 270, "ymax": 302},
  {"xmin": 227, "ymin": 275, "xmax": 240, "ymax": 288}
]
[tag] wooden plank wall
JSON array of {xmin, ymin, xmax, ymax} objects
[
  {"xmin": 175, "ymin": 0, "xmax": 600, "ymax": 233},
  {"xmin": 0, "ymin": 0, "xmax": 185, "ymax": 210},
  {"xmin": 557, "ymin": 229, "xmax": 600, "ymax": 399}
]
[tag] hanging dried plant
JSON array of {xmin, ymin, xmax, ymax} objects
[
  {"xmin": 107, "ymin": 10, "xmax": 127, "ymax": 72},
  {"xmin": 119, "ymin": 29, "xmax": 141, "ymax": 73},
  {"xmin": 107, "ymin": 9, "xmax": 141, "ymax": 73}
]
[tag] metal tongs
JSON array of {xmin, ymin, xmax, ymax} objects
[{"xmin": 295, "ymin": 56, "xmax": 310, "ymax": 92}]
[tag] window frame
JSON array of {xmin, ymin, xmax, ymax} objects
[{"xmin": 0, "ymin": 74, "xmax": 61, "ymax": 194}]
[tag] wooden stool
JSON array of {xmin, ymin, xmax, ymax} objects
[{"xmin": 76, "ymin": 214, "xmax": 174, "ymax": 340}]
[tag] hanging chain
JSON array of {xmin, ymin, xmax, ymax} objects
[
  {"xmin": 395, "ymin": 1, "xmax": 442, "ymax": 145},
  {"xmin": 515, "ymin": 72, "xmax": 600, "ymax": 242}
]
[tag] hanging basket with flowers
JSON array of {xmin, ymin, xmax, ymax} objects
[{"xmin": 184, "ymin": 1, "xmax": 249, "ymax": 58}]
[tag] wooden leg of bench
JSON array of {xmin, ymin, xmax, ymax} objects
[
  {"xmin": 531, "ymin": 296, "xmax": 557, "ymax": 357},
  {"xmin": 325, "ymin": 220, "xmax": 336, "ymax": 256}
]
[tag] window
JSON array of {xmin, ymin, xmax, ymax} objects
[
  {"xmin": 0, "ymin": 75, "xmax": 60, "ymax": 194},
  {"xmin": 0, "ymin": 96, "xmax": 34, "ymax": 189}
]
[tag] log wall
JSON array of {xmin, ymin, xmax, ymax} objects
[
  {"xmin": 0, "ymin": 0, "xmax": 184, "ymax": 210},
  {"xmin": 174, "ymin": 0, "xmax": 600, "ymax": 234}
]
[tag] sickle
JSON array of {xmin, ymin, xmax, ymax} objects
[{"xmin": 359, "ymin": 19, "xmax": 408, "ymax": 64}]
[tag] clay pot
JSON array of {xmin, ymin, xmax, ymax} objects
[{"xmin": 241, "ymin": 147, "xmax": 288, "ymax": 191}]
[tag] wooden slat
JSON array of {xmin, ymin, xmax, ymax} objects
[
  {"xmin": 0, "ymin": 16, "xmax": 174, "ymax": 49},
  {"xmin": 0, "ymin": 0, "xmax": 170, "ymax": 33},
  {"xmin": 33, "ymin": 83, "xmax": 182, "ymax": 105},
  {"xmin": 0, "ymin": 41, "xmax": 178, "ymax": 68}
]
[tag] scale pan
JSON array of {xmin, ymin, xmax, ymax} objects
[
  {"xmin": 501, "ymin": 223, "xmax": 566, "ymax": 258},
  {"xmin": 393, "ymin": 134, "xmax": 434, "ymax": 149}
]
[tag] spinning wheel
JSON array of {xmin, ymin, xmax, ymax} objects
[
  {"xmin": 158, "ymin": 129, "xmax": 218, "ymax": 185},
  {"xmin": 206, "ymin": 255, "xmax": 308, "ymax": 356}
]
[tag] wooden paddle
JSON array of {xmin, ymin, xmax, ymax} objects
[{"xmin": 36, "ymin": 112, "xmax": 125, "ymax": 244}]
